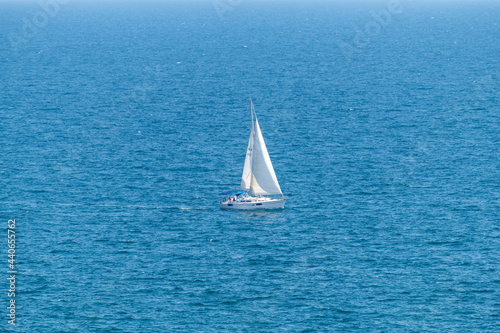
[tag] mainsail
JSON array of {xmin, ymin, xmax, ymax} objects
[
  {"xmin": 240, "ymin": 118, "xmax": 254, "ymax": 190},
  {"xmin": 240, "ymin": 100, "xmax": 282, "ymax": 196}
]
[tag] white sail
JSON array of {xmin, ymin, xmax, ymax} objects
[
  {"xmin": 240, "ymin": 126, "xmax": 254, "ymax": 190},
  {"xmin": 249, "ymin": 111, "xmax": 282, "ymax": 196}
]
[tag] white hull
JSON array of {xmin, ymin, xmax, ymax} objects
[{"xmin": 220, "ymin": 197, "xmax": 285, "ymax": 210}]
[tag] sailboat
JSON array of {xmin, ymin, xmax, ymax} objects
[{"xmin": 220, "ymin": 99, "xmax": 286, "ymax": 210}]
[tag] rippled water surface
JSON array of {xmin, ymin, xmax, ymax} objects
[{"xmin": 1, "ymin": 1, "xmax": 499, "ymax": 331}]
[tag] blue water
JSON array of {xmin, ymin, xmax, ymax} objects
[{"xmin": 1, "ymin": 0, "xmax": 499, "ymax": 331}]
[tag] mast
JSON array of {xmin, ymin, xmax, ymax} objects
[{"xmin": 249, "ymin": 99, "xmax": 255, "ymax": 175}]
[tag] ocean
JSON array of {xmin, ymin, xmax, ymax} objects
[{"xmin": 1, "ymin": 0, "xmax": 499, "ymax": 331}]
